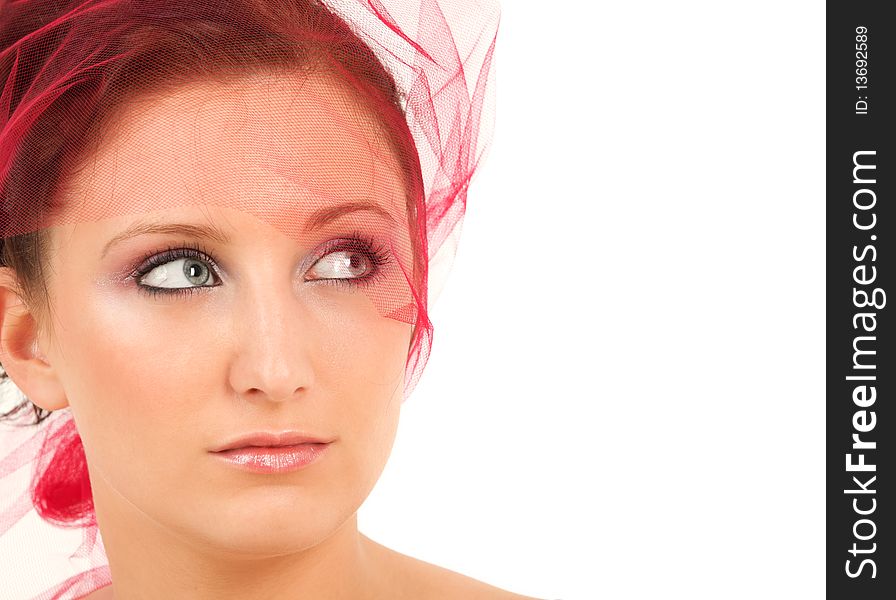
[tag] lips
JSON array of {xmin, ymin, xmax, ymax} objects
[
  {"xmin": 211, "ymin": 442, "xmax": 331, "ymax": 474},
  {"xmin": 209, "ymin": 430, "xmax": 334, "ymax": 453}
]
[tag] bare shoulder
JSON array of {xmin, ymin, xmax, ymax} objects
[
  {"xmin": 363, "ymin": 535, "xmax": 544, "ymax": 600},
  {"xmin": 77, "ymin": 586, "xmax": 114, "ymax": 600}
]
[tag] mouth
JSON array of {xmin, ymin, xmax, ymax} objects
[
  {"xmin": 211, "ymin": 442, "xmax": 331, "ymax": 474},
  {"xmin": 209, "ymin": 430, "xmax": 335, "ymax": 453}
]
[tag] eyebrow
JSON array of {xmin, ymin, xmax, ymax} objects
[{"xmin": 100, "ymin": 201, "xmax": 398, "ymax": 259}]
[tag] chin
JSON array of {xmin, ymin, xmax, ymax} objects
[
  {"xmin": 186, "ymin": 517, "xmax": 338, "ymax": 558},
  {"xmin": 172, "ymin": 492, "xmax": 357, "ymax": 557}
]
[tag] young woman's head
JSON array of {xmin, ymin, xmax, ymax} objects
[
  {"xmin": 0, "ymin": 0, "xmax": 433, "ymax": 546},
  {"xmin": 3, "ymin": 71, "xmax": 420, "ymax": 557}
]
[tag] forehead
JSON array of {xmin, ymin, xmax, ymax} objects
[{"xmin": 60, "ymin": 71, "xmax": 407, "ymax": 235}]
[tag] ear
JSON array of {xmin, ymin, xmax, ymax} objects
[{"xmin": 0, "ymin": 267, "xmax": 69, "ymax": 411}]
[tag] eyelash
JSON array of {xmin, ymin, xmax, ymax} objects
[{"xmin": 129, "ymin": 231, "xmax": 393, "ymax": 299}]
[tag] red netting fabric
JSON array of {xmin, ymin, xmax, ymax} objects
[{"xmin": 0, "ymin": 0, "xmax": 499, "ymax": 597}]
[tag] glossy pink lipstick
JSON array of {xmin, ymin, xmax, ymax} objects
[{"xmin": 209, "ymin": 431, "xmax": 332, "ymax": 474}]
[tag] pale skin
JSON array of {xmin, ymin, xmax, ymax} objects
[{"xmin": 0, "ymin": 72, "xmax": 541, "ymax": 600}]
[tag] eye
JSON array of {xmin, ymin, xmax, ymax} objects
[
  {"xmin": 304, "ymin": 233, "xmax": 392, "ymax": 286},
  {"xmin": 308, "ymin": 249, "xmax": 373, "ymax": 281},
  {"xmin": 130, "ymin": 233, "xmax": 391, "ymax": 300},
  {"xmin": 131, "ymin": 244, "xmax": 221, "ymax": 297},
  {"xmin": 140, "ymin": 256, "xmax": 216, "ymax": 289}
]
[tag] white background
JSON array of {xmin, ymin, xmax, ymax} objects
[
  {"xmin": 361, "ymin": 1, "xmax": 824, "ymax": 599},
  {"xmin": 1, "ymin": 1, "xmax": 825, "ymax": 599}
]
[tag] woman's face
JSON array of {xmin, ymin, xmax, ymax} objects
[{"xmin": 37, "ymin": 73, "xmax": 415, "ymax": 555}]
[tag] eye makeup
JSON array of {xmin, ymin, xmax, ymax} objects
[{"xmin": 126, "ymin": 230, "xmax": 393, "ymax": 299}]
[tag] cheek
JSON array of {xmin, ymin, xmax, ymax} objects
[
  {"xmin": 315, "ymin": 304, "xmax": 410, "ymax": 480},
  {"xmin": 48, "ymin": 279, "xmax": 215, "ymax": 481}
]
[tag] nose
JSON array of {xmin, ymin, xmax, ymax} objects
[{"xmin": 226, "ymin": 264, "xmax": 316, "ymax": 404}]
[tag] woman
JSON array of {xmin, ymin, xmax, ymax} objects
[{"xmin": 0, "ymin": 1, "xmax": 538, "ymax": 598}]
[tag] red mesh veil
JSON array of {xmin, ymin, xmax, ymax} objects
[{"xmin": 0, "ymin": 0, "xmax": 499, "ymax": 597}]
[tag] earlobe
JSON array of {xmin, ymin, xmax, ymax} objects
[{"xmin": 0, "ymin": 267, "xmax": 69, "ymax": 411}]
